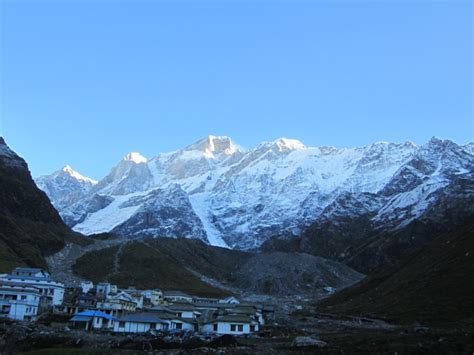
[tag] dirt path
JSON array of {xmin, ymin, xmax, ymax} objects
[{"xmin": 46, "ymin": 237, "xmax": 126, "ymax": 287}]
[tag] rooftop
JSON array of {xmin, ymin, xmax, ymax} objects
[
  {"xmin": 74, "ymin": 310, "xmax": 113, "ymax": 320},
  {"xmin": 13, "ymin": 267, "xmax": 46, "ymax": 273},
  {"xmin": 1, "ymin": 275, "xmax": 62, "ymax": 284},
  {"xmin": 163, "ymin": 290, "xmax": 192, "ymax": 297},
  {"xmin": 116, "ymin": 313, "xmax": 167, "ymax": 324}
]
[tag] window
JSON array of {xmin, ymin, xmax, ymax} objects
[
  {"xmin": 176, "ymin": 312, "xmax": 182, "ymax": 317},
  {"xmin": 213, "ymin": 324, "xmax": 218, "ymax": 332},
  {"xmin": 250, "ymin": 325, "xmax": 255, "ymax": 332},
  {"xmin": 230, "ymin": 324, "xmax": 236, "ymax": 331},
  {"xmin": 150, "ymin": 323, "xmax": 156, "ymax": 329},
  {"xmin": 119, "ymin": 321, "xmax": 125, "ymax": 328},
  {"xmin": 237, "ymin": 325, "xmax": 243, "ymax": 332},
  {"xmin": 175, "ymin": 323, "xmax": 183, "ymax": 330},
  {"xmin": 21, "ymin": 295, "xmax": 27, "ymax": 300}
]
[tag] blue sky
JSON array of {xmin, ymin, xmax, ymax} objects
[{"xmin": 1, "ymin": 0, "xmax": 472, "ymax": 179}]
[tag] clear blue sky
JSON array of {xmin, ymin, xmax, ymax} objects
[{"xmin": 0, "ymin": 0, "xmax": 472, "ymax": 179}]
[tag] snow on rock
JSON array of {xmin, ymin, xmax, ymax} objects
[
  {"xmin": 123, "ymin": 152, "xmax": 147, "ymax": 164},
  {"xmin": 35, "ymin": 165, "xmax": 97, "ymax": 210},
  {"xmin": 38, "ymin": 135, "xmax": 474, "ymax": 249},
  {"xmin": 62, "ymin": 165, "xmax": 98, "ymax": 185}
]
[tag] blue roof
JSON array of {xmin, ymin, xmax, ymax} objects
[{"xmin": 75, "ymin": 310, "xmax": 113, "ymax": 320}]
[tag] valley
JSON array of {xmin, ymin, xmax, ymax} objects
[{"xmin": 1, "ymin": 136, "xmax": 473, "ymax": 353}]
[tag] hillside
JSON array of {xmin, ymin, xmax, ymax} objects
[
  {"xmin": 315, "ymin": 217, "xmax": 474, "ymax": 324},
  {"xmin": 72, "ymin": 238, "xmax": 364, "ymax": 297},
  {"xmin": 0, "ymin": 137, "xmax": 86, "ymax": 272}
]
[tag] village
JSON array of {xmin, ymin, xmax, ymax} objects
[{"xmin": 0, "ymin": 267, "xmax": 275, "ymax": 338}]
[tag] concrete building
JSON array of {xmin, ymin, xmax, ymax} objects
[
  {"xmin": 0, "ymin": 269, "xmax": 65, "ymax": 306},
  {"xmin": 0, "ymin": 282, "xmax": 41, "ymax": 321}
]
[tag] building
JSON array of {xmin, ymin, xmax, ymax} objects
[
  {"xmin": 96, "ymin": 291, "xmax": 137, "ymax": 316},
  {"xmin": 200, "ymin": 315, "xmax": 259, "ymax": 335},
  {"xmin": 192, "ymin": 296, "xmax": 219, "ymax": 304},
  {"xmin": 167, "ymin": 302, "xmax": 201, "ymax": 319},
  {"xmin": 78, "ymin": 294, "xmax": 97, "ymax": 308},
  {"xmin": 96, "ymin": 283, "xmax": 114, "ymax": 298},
  {"xmin": 11, "ymin": 268, "xmax": 50, "ymax": 278},
  {"xmin": 113, "ymin": 313, "xmax": 168, "ymax": 333},
  {"xmin": 219, "ymin": 296, "xmax": 240, "ymax": 304},
  {"xmin": 0, "ymin": 282, "xmax": 41, "ymax": 321},
  {"xmin": 163, "ymin": 291, "xmax": 193, "ymax": 303},
  {"xmin": 123, "ymin": 291, "xmax": 144, "ymax": 309},
  {"xmin": 141, "ymin": 289, "xmax": 163, "ymax": 306},
  {"xmin": 80, "ymin": 281, "xmax": 94, "ymax": 294},
  {"xmin": 70, "ymin": 310, "xmax": 114, "ymax": 330},
  {"xmin": 169, "ymin": 317, "xmax": 196, "ymax": 331},
  {"xmin": 0, "ymin": 270, "xmax": 65, "ymax": 306}
]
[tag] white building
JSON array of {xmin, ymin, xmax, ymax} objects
[
  {"xmin": 141, "ymin": 289, "xmax": 163, "ymax": 306},
  {"xmin": 0, "ymin": 282, "xmax": 41, "ymax": 321},
  {"xmin": 96, "ymin": 283, "xmax": 114, "ymax": 297},
  {"xmin": 96, "ymin": 291, "xmax": 137, "ymax": 316},
  {"xmin": 0, "ymin": 270, "xmax": 64, "ymax": 306},
  {"xmin": 80, "ymin": 281, "xmax": 94, "ymax": 294},
  {"xmin": 70, "ymin": 310, "xmax": 114, "ymax": 330},
  {"xmin": 162, "ymin": 291, "xmax": 193, "ymax": 303},
  {"xmin": 219, "ymin": 296, "xmax": 240, "ymax": 304},
  {"xmin": 200, "ymin": 315, "xmax": 259, "ymax": 335},
  {"xmin": 167, "ymin": 303, "xmax": 201, "ymax": 319},
  {"xmin": 11, "ymin": 268, "xmax": 50, "ymax": 278},
  {"xmin": 113, "ymin": 313, "xmax": 168, "ymax": 333}
]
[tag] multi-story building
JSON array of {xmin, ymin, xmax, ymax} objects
[
  {"xmin": 0, "ymin": 281, "xmax": 41, "ymax": 321},
  {"xmin": 0, "ymin": 268, "xmax": 65, "ymax": 306}
]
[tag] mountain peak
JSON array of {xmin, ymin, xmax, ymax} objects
[
  {"xmin": 0, "ymin": 137, "xmax": 28, "ymax": 169},
  {"xmin": 59, "ymin": 165, "xmax": 98, "ymax": 184},
  {"xmin": 123, "ymin": 152, "xmax": 147, "ymax": 164},
  {"xmin": 273, "ymin": 138, "xmax": 306, "ymax": 151},
  {"xmin": 186, "ymin": 135, "xmax": 240, "ymax": 158}
]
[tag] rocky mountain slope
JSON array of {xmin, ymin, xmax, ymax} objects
[
  {"xmin": 37, "ymin": 136, "xmax": 474, "ymax": 253},
  {"xmin": 316, "ymin": 217, "xmax": 474, "ymax": 324},
  {"xmin": 0, "ymin": 137, "xmax": 85, "ymax": 272},
  {"xmin": 72, "ymin": 238, "xmax": 364, "ymax": 297},
  {"xmin": 36, "ymin": 165, "xmax": 97, "ymax": 211}
]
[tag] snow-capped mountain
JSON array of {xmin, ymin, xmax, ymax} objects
[
  {"xmin": 37, "ymin": 135, "xmax": 474, "ymax": 250},
  {"xmin": 35, "ymin": 165, "xmax": 97, "ymax": 211}
]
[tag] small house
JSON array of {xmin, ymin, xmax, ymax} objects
[
  {"xmin": 70, "ymin": 310, "xmax": 114, "ymax": 330},
  {"xmin": 114, "ymin": 313, "xmax": 168, "ymax": 333},
  {"xmin": 167, "ymin": 302, "xmax": 201, "ymax": 319},
  {"xmin": 200, "ymin": 314, "xmax": 259, "ymax": 335},
  {"xmin": 96, "ymin": 291, "xmax": 137, "ymax": 316},
  {"xmin": 163, "ymin": 290, "xmax": 193, "ymax": 303}
]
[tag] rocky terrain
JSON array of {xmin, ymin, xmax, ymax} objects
[
  {"xmin": 0, "ymin": 137, "xmax": 86, "ymax": 272},
  {"xmin": 228, "ymin": 252, "xmax": 363, "ymax": 295},
  {"xmin": 65, "ymin": 237, "xmax": 364, "ymax": 298},
  {"xmin": 316, "ymin": 217, "xmax": 474, "ymax": 324},
  {"xmin": 36, "ymin": 136, "xmax": 474, "ymax": 270}
]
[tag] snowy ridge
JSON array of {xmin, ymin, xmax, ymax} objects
[
  {"xmin": 37, "ymin": 136, "xmax": 474, "ymax": 249},
  {"xmin": 62, "ymin": 165, "xmax": 98, "ymax": 185}
]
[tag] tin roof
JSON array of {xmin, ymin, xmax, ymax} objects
[
  {"xmin": 74, "ymin": 310, "xmax": 113, "ymax": 320},
  {"xmin": 116, "ymin": 312, "xmax": 168, "ymax": 324}
]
